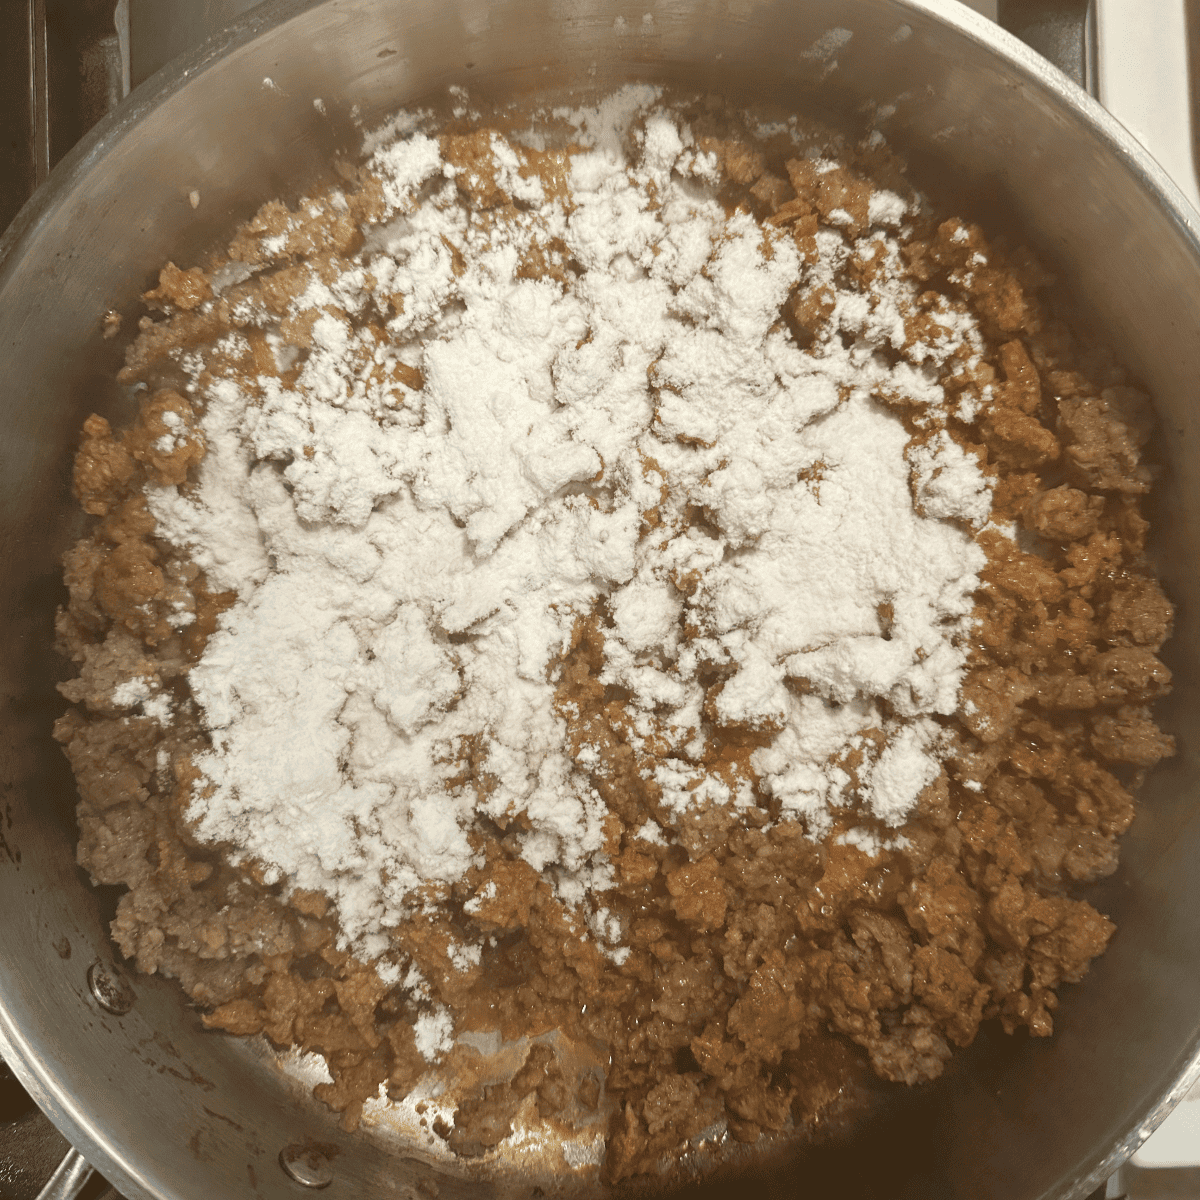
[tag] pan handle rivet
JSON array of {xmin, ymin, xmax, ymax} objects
[
  {"xmin": 279, "ymin": 1145, "xmax": 334, "ymax": 1189},
  {"xmin": 86, "ymin": 960, "xmax": 135, "ymax": 1015}
]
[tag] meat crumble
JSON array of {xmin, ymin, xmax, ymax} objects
[{"xmin": 53, "ymin": 92, "xmax": 1173, "ymax": 1188}]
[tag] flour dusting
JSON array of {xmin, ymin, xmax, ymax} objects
[{"xmin": 146, "ymin": 87, "xmax": 991, "ymax": 963}]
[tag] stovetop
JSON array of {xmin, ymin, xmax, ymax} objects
[{"xmin": 1, "ymin": 1, "xmax": 1197, "ymax": 1197}]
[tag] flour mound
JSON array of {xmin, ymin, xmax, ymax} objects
[{"xmin": 148, "ymin": 88, "xmax": 991, "ymax": 957}]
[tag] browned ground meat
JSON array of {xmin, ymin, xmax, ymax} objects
[{"xmin": 53, "ymin": 101, "xmax": 1173, "ymax": 1187}]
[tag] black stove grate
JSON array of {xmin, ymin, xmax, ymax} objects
[{"xmin": 1, "ymin": 0, "xmax": 127, "ymax": 236}]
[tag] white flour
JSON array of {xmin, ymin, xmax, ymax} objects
[{"xmin": 146, "ymin": 88, "xmax": 991, "ymax": 971}]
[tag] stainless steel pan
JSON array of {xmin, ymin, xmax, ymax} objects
[{"xmin": 2, "ymin": 2, "xmax": 1199, "ymax": 1197}]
